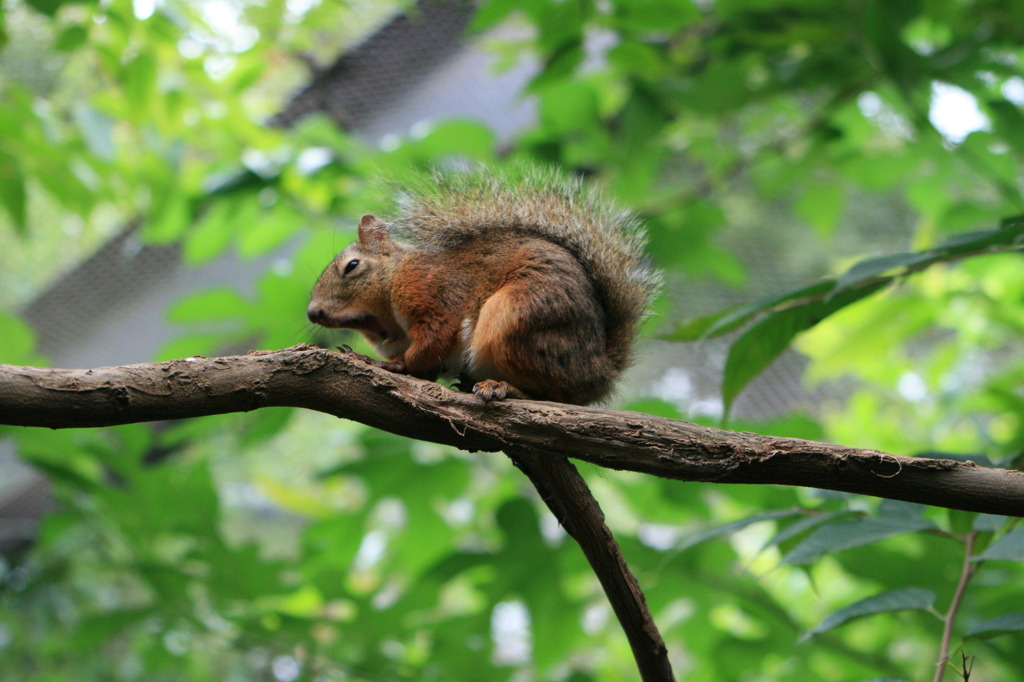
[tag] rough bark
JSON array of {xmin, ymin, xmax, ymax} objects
[
  {"xmin": 2, "ymin": 345, "xmax": 1021, "ymax": 516},
  {"xmin": 508, "ymin": 449, "xmax": 674, "ymax": 681}
]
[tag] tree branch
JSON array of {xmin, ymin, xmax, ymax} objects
[
  {"xmin": 1, "ymin": 344, "xmax": 1023, "ymax": 517},
  {"xmin": 508, "ymin": 449, "xmax": 674, "ymax": 681}
]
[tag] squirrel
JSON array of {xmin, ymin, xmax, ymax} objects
[{"xmin": 307, "ymin": 166, "xmax": 658, "ymax": 405}]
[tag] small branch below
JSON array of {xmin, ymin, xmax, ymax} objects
[
  {"xmin": 508, "ymin": 449, "xmax": 675, "ymax": 682},
  {"xmin": 932, "ymin": 532, "xmax": 978, "ymax": 682}
]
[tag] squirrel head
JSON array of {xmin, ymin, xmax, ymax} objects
[{"xmin": 307, "ymin": 214, "xmax": 411, "ymax": 357}]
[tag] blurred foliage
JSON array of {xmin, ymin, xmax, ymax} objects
[{"xmin": 1, "ymin": 0, "xmax": 1024, "ymax": 681}]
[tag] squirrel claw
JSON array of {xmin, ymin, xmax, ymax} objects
[
  {"xmin": 375, "ymin": 359, "xmax": 407, "ymax": 374},
  {"xmin": 335, "ymin": 344, "xmax": 354, "ymax": 354},
  {"xmin": 473, "ymin": 379, "xmax": 526, "ymax": 402}
]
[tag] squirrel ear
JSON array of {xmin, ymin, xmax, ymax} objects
[{"xmin": 357, "ymin": 214, "xmax": 391, "ymax": 250}]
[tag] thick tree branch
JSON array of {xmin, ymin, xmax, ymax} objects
[{"xmin": 1, "ymin": 344, "xmax": 1023, "ymax": 517}]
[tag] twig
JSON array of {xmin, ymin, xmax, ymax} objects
[
  {"xmin": 960, "ymin": 651, "xmax": 974, "ymax": 681},
  {"xmin": 932, "ymin": 531, "xmax": 978, "ymax": 682}
]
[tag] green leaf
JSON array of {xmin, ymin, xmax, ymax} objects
[
  {"xmin": 782, "ymin": 517, "xmax": 935, "ymax": 565},
  {"xmin": 0, "ymin": 310, "xmax": 41, "ymax": 364},
  {"xmin": 12, "ymin": 430, "xmax": 105, "ymax": 489},
  {"xmin": 54, "ymin": 24, "xmax": 89, "ymax": 51},
  {"xmin": 801, "ymin": 588, "xmax": 936, "ymax": 641},
  {"xmin": 71, "ymin": 608, "xmax": 155, "ymax": 650},
  {"xmin": 965, "ymin": 612, "xmax": 1024, "ymax": 640},
  {"xmin": 675, "ymin": 60, "xmax": 752, "ymax": 113},
  {"xmin": 668, "ymin": 217, "xmax": 1024, "ymax": 345},
  {"xmin": 722, "ymin": 281, "xmax": 887, "ymax": 415},
  {"xmin": 613, "ymin": 0, "xmax": 699, "ymax": 33},
  {"xmin": 608, "ymin": 41, "xmax": 666, "ymax": 77},
  {"xmin": 936, "ymin": 221, "xmax": 1024, "ymax": 253},
  {"xmin": 184, "ymin": 198, "xmax": 243, "ymax": 265},
  {"xmin": 974, "ymin": 527, "xmax": 1024, "ymax": 561},
  {"xmin": 877, "ymin": 498, "xmax": 926, "ymax": 519},
  {"xmin": 766, "ymin": 511, "xmax": 859, "ymax": 550},
  {"xmin": 534, "ymin": 0, "xmax": 586, "ymax": 53},
  {"xmin": 142, "ymin": 192, "xmax": 191, "ymax": 244},
  {"xmin": 0, "ymin": 156, "xmax": 27, "ymax": 233},
  {"xmin": 166, "ymin": 286, "xmax": 250, "ymax": 324},
  {"xmin": 973, "ymin": 514, "xmax": 1008, "ymax": 532},
  {"xmin": 660, "ymin": 308, "xmax": 733, "ymax": 341},
  {"xmin": 415, "ymin": 119, "xmax": 497, "ymax": 160},
  {"xmin": 988, "ymin": 100, "xmax": 1024, "ymax": 159},
  {"xmin": 206, "ymin": 542, "xmax": 289, "ymax": 601},
  {"xmin": 687, "ymin": 216, "xmax": 1024, "ymax": 412},
  {"xmin": 470, "ymin": 0, "xmax": 533, "ymax": 31},
  {"xmin": 24, "ymin": 0, "xmax": 77, "ymax": 16},
  {"xmin": 832, "ymin": 251, "xmax": 933, "ymax": 293},
  {"xmin": 709, "ymin": 280, "xmax": 835, "ymax": 338},
  {"xmin": 946, "ymin": 509, "xmax": 976, "ymax": 536},
  {"xmin": 73, "ymin": 104, "xmax": 116, "ymax": 159},
  {"xmin": 661, "ymin": 280, "xmax": 832, "ymax": 341},
  {"xmin": 618, "ymin": 83, "xmax": 672, "ymax": 153},
  {"xmin": 238, "ymin": 407, "xmax": 294, "ymax": 446},
  {"xmin": 237, "ymin": 204, "xmax": 300, "ymax": 259},
  {"xmin": 125, "ymin": 52, "xmax": 158, "ymax": 114},
  {"xmin": 796, "ymin": 183, "xmax": 845, "ymax": 235},
  {"xmin": 538, "ymin": 81, "xmax": 600, "ymax": 134},
  {"xmin": 677, "ymin": 509, "xmax": 804, "ymax": 552},
  {"xmin": 156, "ymin": 331, "xmax": 235, "ymax": 362}
]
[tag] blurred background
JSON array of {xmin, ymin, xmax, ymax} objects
[{"xmin": 1, "ymin": 0, "xmax": 1023, "ymax": 680}]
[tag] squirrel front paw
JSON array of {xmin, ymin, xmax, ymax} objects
[
  {"xmin": 375, "ymin": 359, "xmax": 407, "ymax": 374},
  {"xmin": 472, "ymin": 379, "xmax": 527, "ymax": 402}
]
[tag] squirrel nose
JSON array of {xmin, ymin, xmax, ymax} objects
[{"xmin": 307, "ymin": 303, "xmax": 325, "ymax": 325}]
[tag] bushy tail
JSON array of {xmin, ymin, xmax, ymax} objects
[{"xmin": 389, "ymin": 164, "xmax": 660, "ymax": 373}]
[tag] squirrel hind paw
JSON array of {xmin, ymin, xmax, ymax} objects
[{"xmin": 472, "ymin": 379, "xmax": 528, "ymax": 403}]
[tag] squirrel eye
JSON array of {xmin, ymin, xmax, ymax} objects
[{"xmin": 343, "ymin": 259, "xmax": 360, "ymax": 275}]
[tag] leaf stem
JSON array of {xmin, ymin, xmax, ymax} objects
[{"xmin": 932, "ymin": 531, "xmax": 978, "ymax": 682}]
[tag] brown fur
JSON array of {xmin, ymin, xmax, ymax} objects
[{"xmin": 308, "ymin": 173, "xmax": 656, "ymax": 405}]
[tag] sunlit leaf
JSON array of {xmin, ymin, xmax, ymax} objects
[
  {"xmin": 416, "ymin": 119, "xmax": 497, "ymax": 160},
  {"xmin": 125, "ymin": 53, "xmax": 158, "ymax": 114},
  {"xmin": 0, "ymin": 310, "xmax": 41, "ymax": 364},
  {"xmin": 167, "ymin": 286, "xmax": 250, "ymax": 324},
  {"xmin": 677, "ymin": 509, "xmax": 803, "ymax": 551},
  {"xmin": 796, "ymin": 183, "xmax": 844, "ymax": 236},
  {"xmin": 722, "ymin": 281, "xmax": 887, "ymax": 415},
  {"xmin": 539, "ymin": 81, "xmax": 600, "ymax": 133}
]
